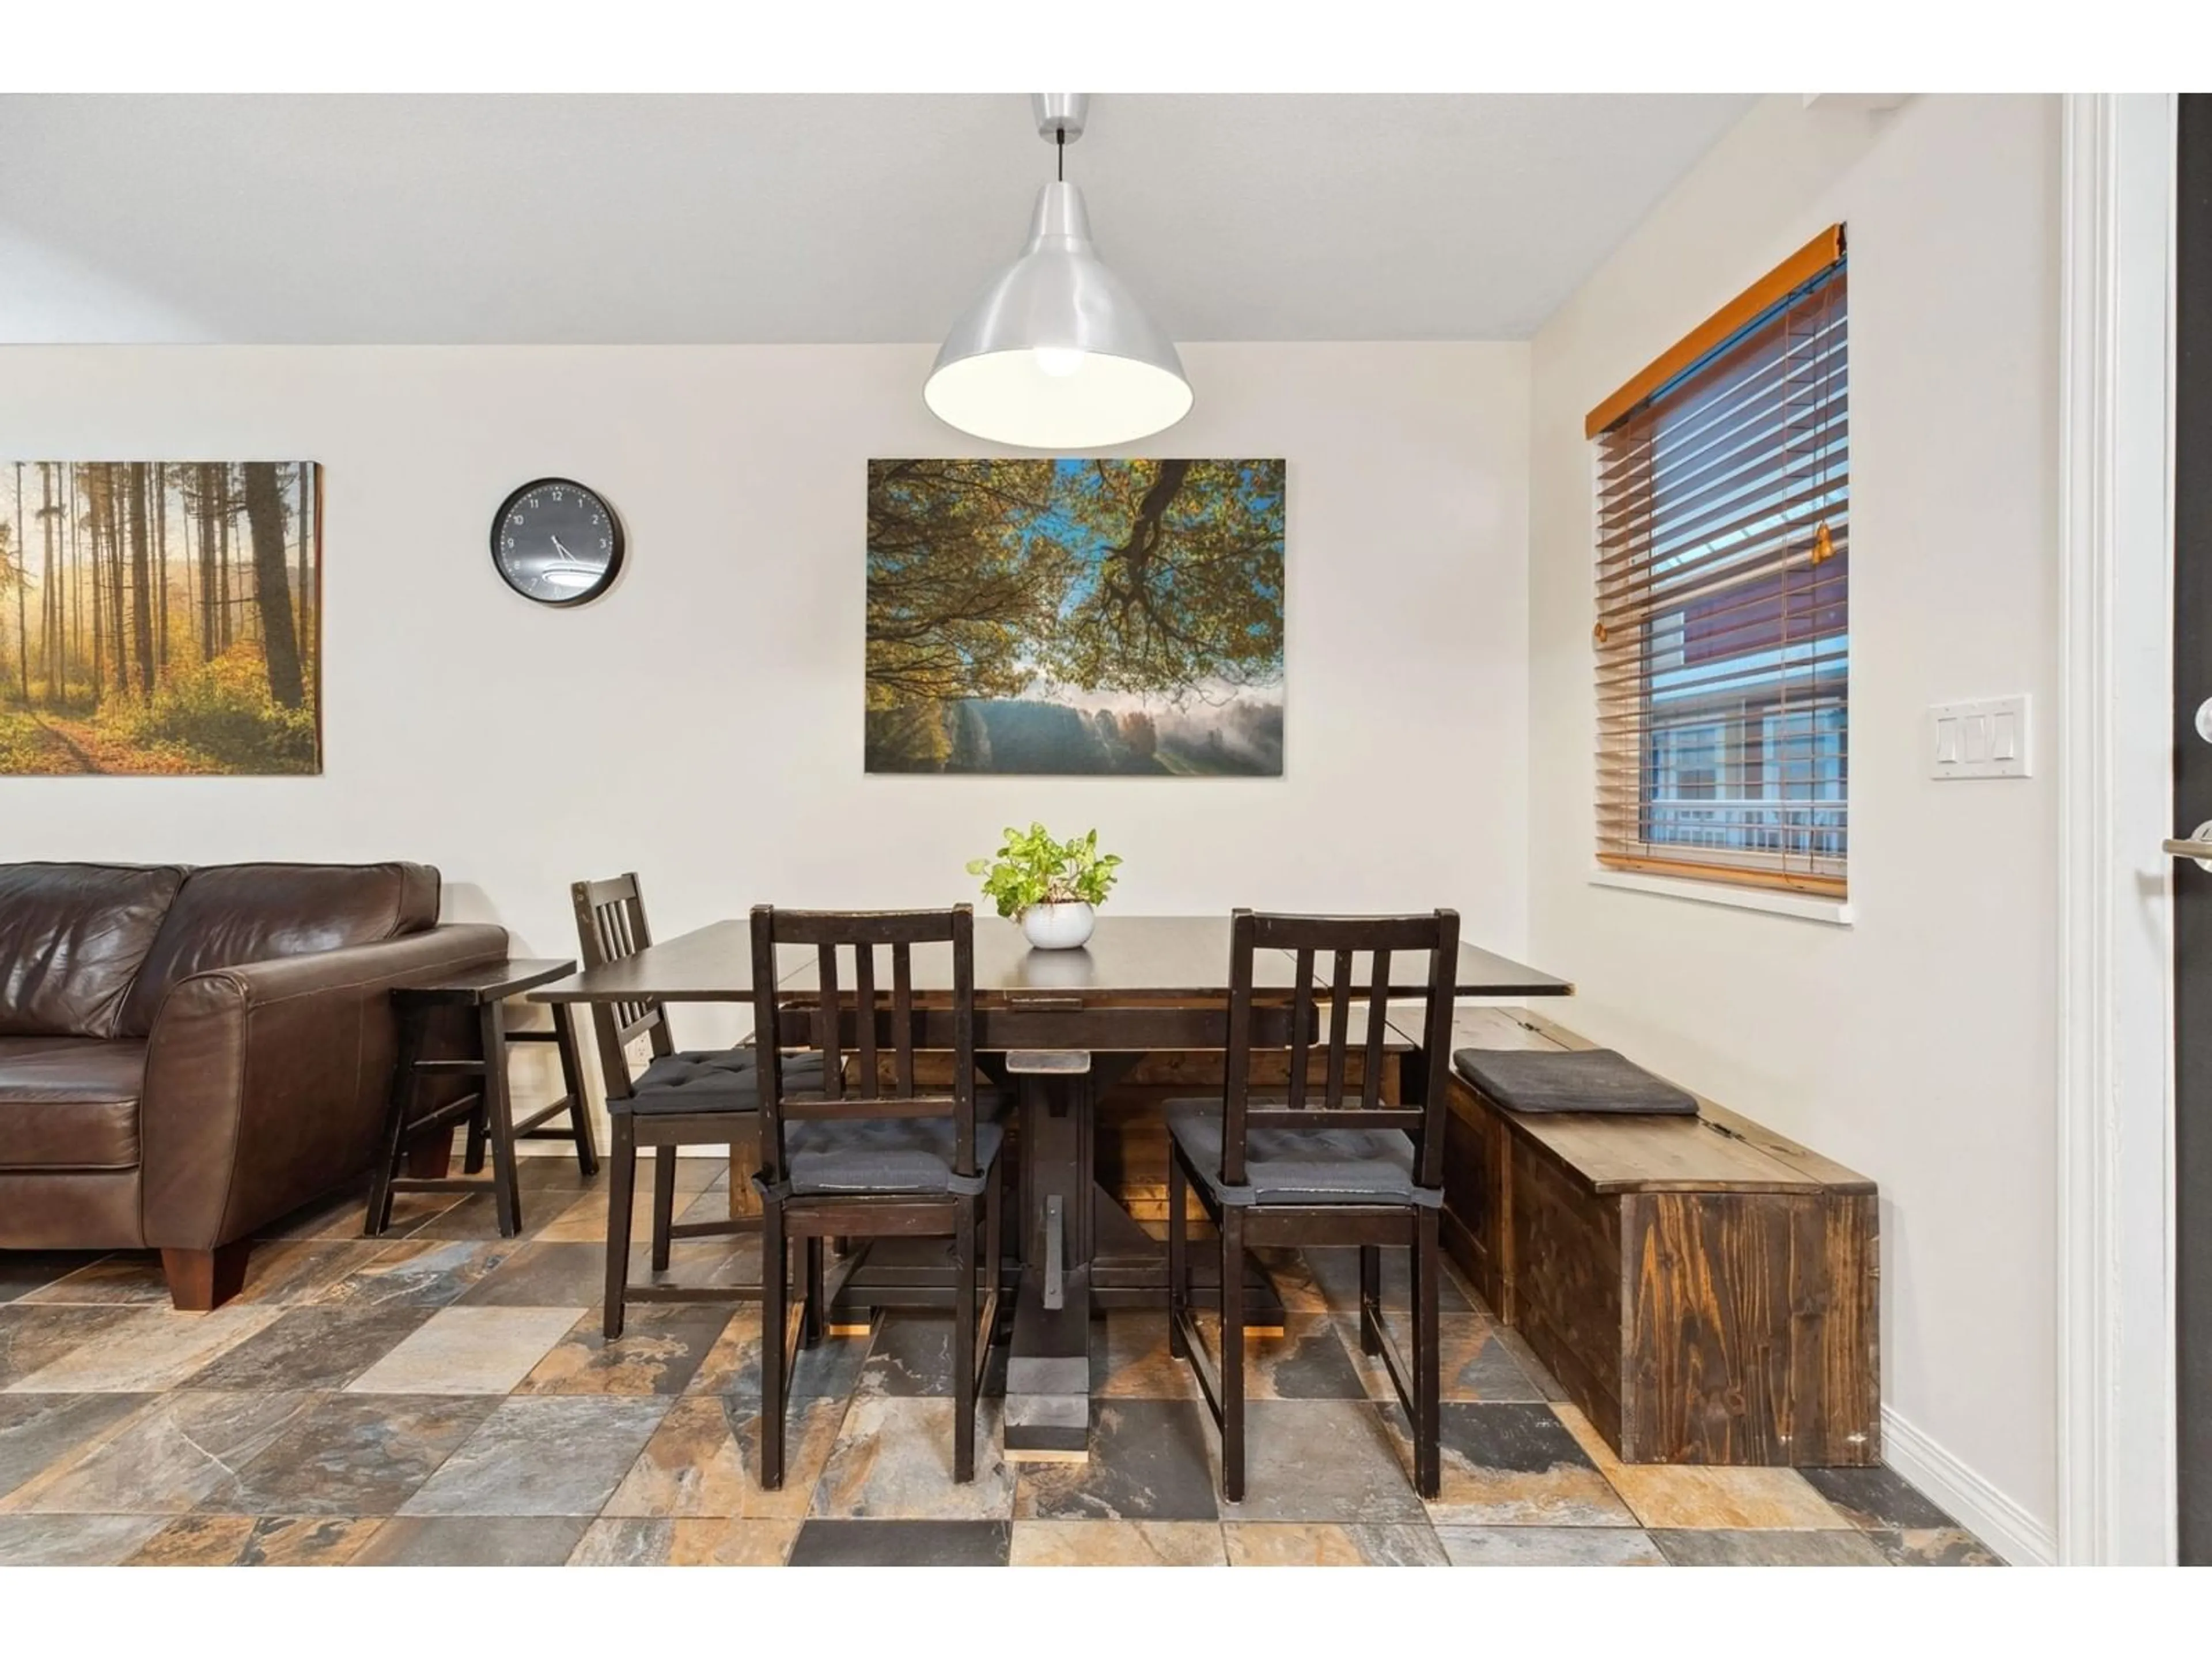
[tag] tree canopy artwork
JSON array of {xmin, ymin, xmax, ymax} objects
[
  {"xmin": 0, "ymin": 462, "xmax": 320, "ymax": 775},
  {"xmin": 866, "ymin": 458, "xmax": 1285, "ymax": 775}
]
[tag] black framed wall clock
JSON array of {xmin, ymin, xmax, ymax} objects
[{"xmin": 490, "ymin": 477, "xmax": 624, "ymax": 605}]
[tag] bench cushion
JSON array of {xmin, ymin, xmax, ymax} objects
[
  {"xmin": 0, "ymin": 1039, "xmax": 148, "ymax": 1169},
  {"xmin": 1165, "ymin": 1100, "xmax": 1441, "ymax": 1209},
  {"xmin": 1452, "ymin": 1047, "xmax": 1698, "ymax": 1116}
]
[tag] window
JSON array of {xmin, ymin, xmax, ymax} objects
[{"xmin": 1588, "ymin": 225, "xmax": 1849, "ymax": 897}]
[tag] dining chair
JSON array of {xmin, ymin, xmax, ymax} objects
[
  {"xmin": 749, "ymin": 903, "xmax": 1005, "ymax": 1488},
  {"xmin": 573, "ymin": 873, "xmax": 820, "ymax": 1338},
  {"xmin": 1165, "ymin": 907, "xmax": 1460, "ymax": 1501}
]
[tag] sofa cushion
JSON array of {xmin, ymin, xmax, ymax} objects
[
  {"xmin": 0, "ymin": 1038, "xmax": 149, "ymax": 1169},
  {"xmin": 0, "ymin": 863, "xmax": 187, "ymax": 1039},
  {"xmin": 120, "ymin": 861, "xmax": 441, "ymax": 1035}
]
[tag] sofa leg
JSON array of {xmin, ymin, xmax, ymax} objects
[{"xmin": 161, "ymin": 1242, "xmax": 253, "ymax": 1312}]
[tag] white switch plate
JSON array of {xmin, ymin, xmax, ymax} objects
[{"xmin": 1929, "ymin": 695, "xmax": 2031, "ymax": 779}]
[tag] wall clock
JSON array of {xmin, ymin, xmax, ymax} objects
[{"xmin": 490, "ymin": 477, "xmax": 624, "ymax": 606}]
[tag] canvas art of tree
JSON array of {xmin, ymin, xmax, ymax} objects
[
  {"xmin": 0, "ymin": 462, "xmax": 320, "ymax": 775},
  {"xmin": 866, "ymin": 458, "xmax": 1285, "ymax": 775}
]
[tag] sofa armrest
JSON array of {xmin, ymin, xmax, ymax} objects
[{"xmin": 139, "ymin": 923, "xmax": 507, "ymax": 1249}]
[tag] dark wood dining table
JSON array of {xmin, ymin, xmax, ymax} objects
[{"xmin": 532, "ymin": 914, "xmax": 1571, "ymax": 1457}]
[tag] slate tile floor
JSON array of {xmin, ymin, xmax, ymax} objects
[{"xmin": 0, "ymin": 1158, "xmax": 1999, "ymax": 1567}]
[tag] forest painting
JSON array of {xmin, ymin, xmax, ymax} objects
[
  {"xmin": 0, "ymin": 462, "xmax": 319, "ymax": 775},
  {"xmin": 866, "ymin": 459, "xmax": 1285, "ymax": 775}
]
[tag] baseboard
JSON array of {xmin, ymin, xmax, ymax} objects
[{"xmin": 1880, "ymin": 1404, "xmax": 2058, "ymax": 1566}]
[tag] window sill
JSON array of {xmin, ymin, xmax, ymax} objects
[{"xmin": 1588, "ymin": 868, "xmax": 1855, "ymax": 927}]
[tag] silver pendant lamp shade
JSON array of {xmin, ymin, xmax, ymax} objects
[{"xmin": 925, "ymin": 94, "xmax": 1192, "ymax": 450}]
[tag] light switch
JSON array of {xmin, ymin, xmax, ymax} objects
[{"xmin": 1929, "ymin": 695, "xmax": 2031, "ymax": 779}]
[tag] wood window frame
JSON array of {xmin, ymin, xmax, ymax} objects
[{"xmin": 1589, "ymin": 226, "xmax": 1850, "ymax": 900}]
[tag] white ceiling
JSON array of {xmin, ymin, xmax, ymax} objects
[{"xmin": 0, "ymin": 94, "xmax": 1754, "ymax": 345}]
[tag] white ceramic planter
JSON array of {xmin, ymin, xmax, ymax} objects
[{"xmin": 1021, "ymin": 902, "xmax": 1097, "ymax": 950}]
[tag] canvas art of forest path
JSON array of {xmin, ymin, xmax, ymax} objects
[
  {"xmin": 0, "ymin": 461, "xmax": 319, "ymax": 777},
  {"xmin": 0, "ymin": 711, "xmax": 195, "ymax": 776},
  {"xmin": 866, "ymin": 457, "xmax": 1286, "ymax": 775}
]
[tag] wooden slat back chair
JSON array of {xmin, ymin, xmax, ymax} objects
[
  {"xmin": 750, "ymin": 903, "xmax": 1005, "ymax": 1489},
  {"xmin": 573, "ymin": 873, "xmax": 672, "ymax": 1076},
  {"xmin": 1166, "ymin": 907, "xmax": 1460, "ymax": 1500},
  {"xmin": 574, "ymin": 873, "xmax": 772, "ymax": 1339}
]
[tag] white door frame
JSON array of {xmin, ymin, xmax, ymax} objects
[{"xmin": 2056, "ymin": 90, "xmax": 2180, "ymax": 1566}]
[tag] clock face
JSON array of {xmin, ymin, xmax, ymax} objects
[{"xmin": 491, "ymin": 478, "xmax": 623, "ymax": 606}]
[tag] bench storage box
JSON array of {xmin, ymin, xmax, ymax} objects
[{"xmin": 1434, "ymin": 1007, "xmax": 1880, "ymax": 1468}]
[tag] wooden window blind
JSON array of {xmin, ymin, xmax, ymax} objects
[{"xmin": 1589, "ymin": 226, "xmax": 1849, "ymax": 897}]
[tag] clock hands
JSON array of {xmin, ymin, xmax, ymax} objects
[
  {"xmin": 539, "ymin": 531, "xmax": 599, "ymax": 592},
  {"xmin": 546, "ymin": 533, "xmax": 599, "ymax": 572}
]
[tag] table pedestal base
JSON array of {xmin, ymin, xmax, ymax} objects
[
  {"xmin": 1004, "ymin": 1262, "xmax": 1091, "ymax": 1457},
  {"xmin": 822, "ymin": 1065, "xmax": 1289, "ymax": 1462},
  {"xmin": 830, "ymin": 1183, "xmax": 1287, "ymax": 1463}
]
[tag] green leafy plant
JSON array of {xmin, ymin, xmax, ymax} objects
[{"xmin": 966, "ymin": 823, "xmax": 1123, "ymax": 919}]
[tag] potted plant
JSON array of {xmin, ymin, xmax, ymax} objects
[{"xmin": 967, "ymin": 823, "xmax": 1123, "ymax": 950}]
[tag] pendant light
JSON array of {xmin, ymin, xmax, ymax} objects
[{"xmin": 925, "ymin": 93, "xmax": 1192, "ymax": 449}]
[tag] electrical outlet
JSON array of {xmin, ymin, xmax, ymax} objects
[{"xmin": 1929, "ymin": 695, "xmax": 2031, "ymax": 779}]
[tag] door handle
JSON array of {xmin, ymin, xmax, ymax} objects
[{"xmin": 2166, "ymin": 821, "xmax": 2212, "ymax": 869}]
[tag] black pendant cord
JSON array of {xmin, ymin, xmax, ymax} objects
[{"xmin": 1057, "ymin": 129, "xmax": 1065, "ymax": 182}]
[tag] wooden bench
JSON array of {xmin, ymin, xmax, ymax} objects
[{"xmin": 1424, "ymin": 1005, "xmax": 1880, "ymax": 1468}]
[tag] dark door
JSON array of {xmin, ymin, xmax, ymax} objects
[{"xmin": 2176, "ymin": 91, "xmax": 2211, "ymax": 1567}]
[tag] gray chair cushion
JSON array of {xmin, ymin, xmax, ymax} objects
[
  {"xmin": 613, "ymin": 1048, "xmax": 824, "ymax": 1115},
  {"xmin": 1451, "ymin": 1047, "xmax": 1698, "ymax": 1115},
  {"xmin": 1165, "ymin": 1100, "xmax": 1441, "ymax": 1210},
  {"xmin": 783, "ymin": 1115, "xmax": 1005, "ymax": 1199}
]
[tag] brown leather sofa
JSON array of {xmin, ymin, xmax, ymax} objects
[{"xmin": 0, "ymin": 861, "xmax": 505, "ymax": 1309}]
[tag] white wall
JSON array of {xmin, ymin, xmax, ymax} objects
[
  {"xmin": 0, "ymin": 341, "xmax": 1532, "ymax": 1048},
  {"xmin": 6, "ymin": 99, "xmax": 2070, "ymax": 1555},
  {"xmin": 1527, "ymin": 94, "xmax": 2062, "ymax": 1559}
]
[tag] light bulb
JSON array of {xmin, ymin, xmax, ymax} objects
[{"xmin": 1031, "ymin": 346, "xmax": 1087, "ymax": 378}]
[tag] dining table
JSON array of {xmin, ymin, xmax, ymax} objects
[{"xmin": 532, "ymin": 913, "xmax": 1571, "ymax": 1458}]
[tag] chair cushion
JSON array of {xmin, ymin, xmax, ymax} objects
[
  {"xmin": 783, "ymin": 1115, "xmax": 1005, "ymax": 1199},
  {"xmin": 612, "ymin": 1048, "xmax": 825, "ymax": 1115},
  {"xmin": 0, "ymin": 1039, "xmax": 148, "ymax": 1169},
  {"xmin": 119, "ymin": 861, "xmax": 442, "ymax": 1035},
  {"xmin": 1165, "ymin": 1100, "xmax": 1441, "ymax": 1210},
  {"xmin": 1452, "ymin": 1047, "xmax": 1699, "ymax": 1116},
  {"xmin": 0, "ymin": 863, "xmax": 187, "ymax": 1039}
]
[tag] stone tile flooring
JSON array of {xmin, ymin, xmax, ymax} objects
[{"xmin": 0, "ymin": 1157, "xmax": 2001, "ymax": 1567}]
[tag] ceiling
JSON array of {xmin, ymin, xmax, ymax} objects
[{"xmin": 0, "ymin": 94, "xmax": 1755, "ymax": 345}]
